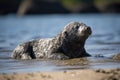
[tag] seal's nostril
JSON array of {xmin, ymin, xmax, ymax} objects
[{"xmin": 86, "ymin": 27, "xmax": 91, "ymax": 30}]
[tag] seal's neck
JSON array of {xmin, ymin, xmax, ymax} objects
[{"xmin": 54, "ymin": 33, "xmax": 64, "ymax": 45}]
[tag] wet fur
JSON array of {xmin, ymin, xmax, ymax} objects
[{"xmin": 12, "ymin": 22, "xmax": 92, "ymax": 60}]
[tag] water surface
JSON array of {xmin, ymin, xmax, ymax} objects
[{"xmin": 0, "ymin": 14, "xmax": 120, "ymax": 73}]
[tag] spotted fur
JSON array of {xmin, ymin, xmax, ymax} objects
[{"xmin": 12, "ymin": 22, "xmax": 92, "ymax": 60}]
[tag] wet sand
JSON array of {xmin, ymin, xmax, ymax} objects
[{"xmin": 0, "ymin": 68, "xmax": 120, "ymax": 80}]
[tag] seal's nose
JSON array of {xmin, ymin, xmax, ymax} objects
[
  {"xmin": 86, "ymin": 27, "xmax": 91, "ymax": 31},
  {"xmin": 86, "ymin": 27, "xmax": 92, "ymax": 35}
]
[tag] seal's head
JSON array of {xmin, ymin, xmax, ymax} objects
[
  {"xmin": 63, "ymin": 22, "xmax": 92, "ymax": 42},
  {"xmin": 60, "ymin": 22, "xmax": 92, "ymax": 58}
]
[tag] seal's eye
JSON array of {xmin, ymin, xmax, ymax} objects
[{"xmin": 76, "ymin": 26, "xmax": 79, "ymax": 29}]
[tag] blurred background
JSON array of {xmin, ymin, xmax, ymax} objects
[{"xmin": 0, "ymin": 0, "xmax": 120, "ymax": 16}]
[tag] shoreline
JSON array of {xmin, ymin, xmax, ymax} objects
[{"xmin": 0, "ymin": 68, "xmax": 120, "ymax": 80}]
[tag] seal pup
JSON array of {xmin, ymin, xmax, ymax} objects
[{"xmin": 12, "ymin": 22, "xmax": 92, "ymax": 60}]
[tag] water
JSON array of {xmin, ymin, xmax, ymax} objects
[{"xmin": 0, "ymin": 14, "xmax": 120, "ymax": 73}]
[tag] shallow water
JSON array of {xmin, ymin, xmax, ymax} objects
[{"xmin": 0, "ymin": 14, "xmax": 120, "ymax": 73}]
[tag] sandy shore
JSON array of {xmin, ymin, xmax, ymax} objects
[{"xmin": 0, "ymin": 69, "xmax": 120, "ymax": 80}]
